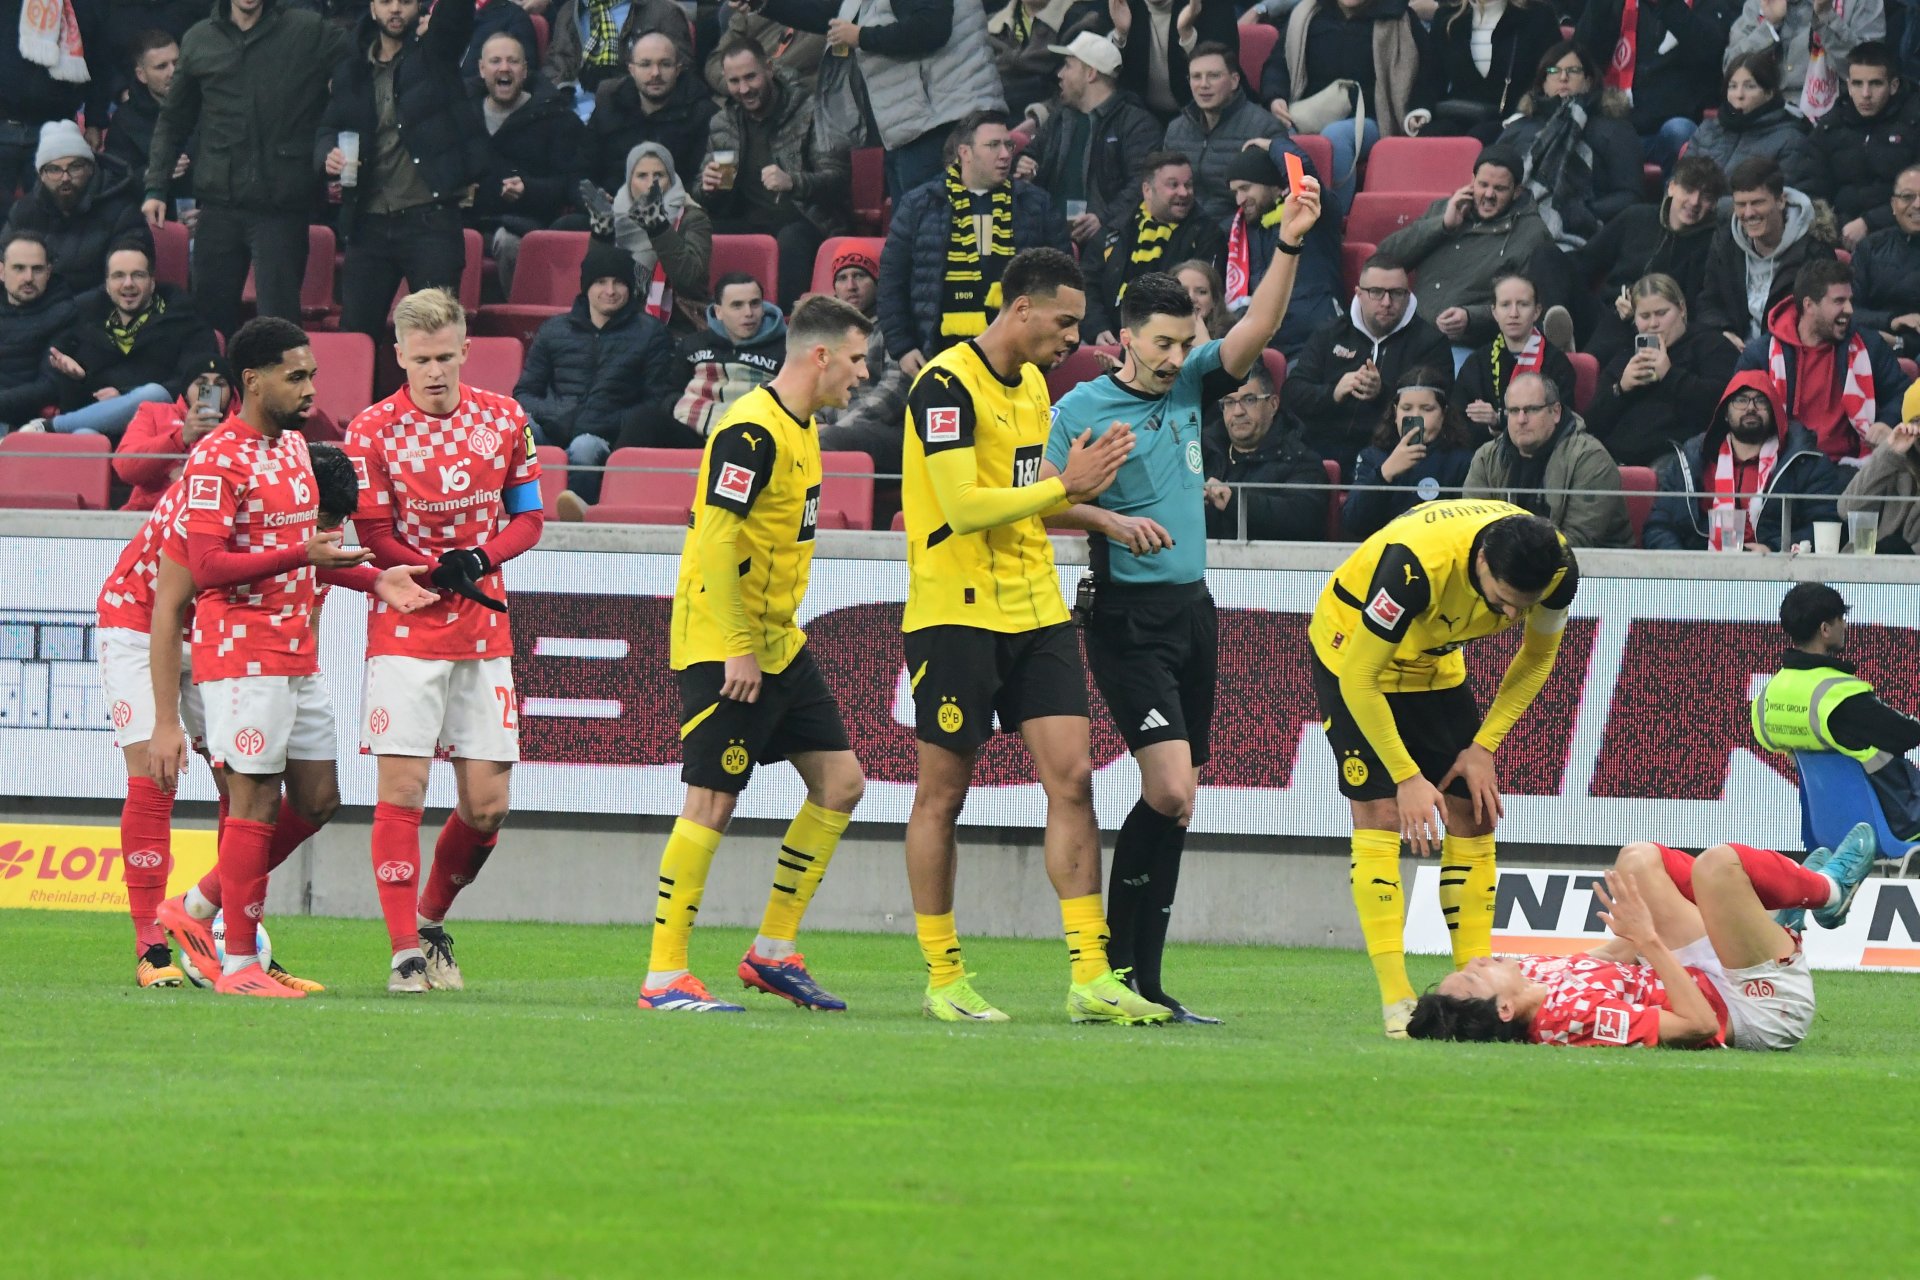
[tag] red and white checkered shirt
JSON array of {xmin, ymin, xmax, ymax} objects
[
  {"xmin": 97, "ymin": 481, "xmax": 191, "ymax": 632},
  {"xmin": 344, "ymin": 384, "xmax": 539, "ymax": 661},
  {"xmin": 1521, "ymin": 954, "xmax": 1728, "ymax": 1049},
  {"xmin": 180, "ymin": 421, "xmax": 322, "ymax": 682}
]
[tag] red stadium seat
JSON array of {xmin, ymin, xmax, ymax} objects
[
  {"xmin": 890, "ymin": 509, "xmax": 906, "ymax": 531},
  {"xmin": 599, "ymin": 446, "xmax": 699, "ymax": 524},
  {"xmin": 476, "ymin": 230, "xmax": 588, "ymax": 340},
  {"xmin": 1619, "ymin": 464, "xmax": 1656, "ymax": 546},
  {"xmin": 1901, "ymin": 358, "xmax": 1918, "ymax": 382},
  {"xmin": 1362, "ymin": 137, "xmax": 1481, "ymax": 193},
  {"xmin": 1345, "ymin": 191, "xmax": 1443, "ymax": 246},
  {"xmin": 1567, "ymin": 352, "xmax": 1598, "ymax": 413},
  {"xmin": 529, "ymin": 12, "xmax": 548, "ymax": 62},
  {"xmin": 535, "ymin": 445, "xmax": 567, "ymax": 517},
  {"xmin": 1289, "ymin": 134, "xmax": 1333, "ymax": 191},
  {"xmin": 464, "ymin": 336, "xmax": 524, "ymax": 395},
  {"xmin": 820, "ymin": 450, "xmax": 875, "ymax": 529},
  {"xmin": 711, "ymin": 234, "xmax": 780, "ymax": 303},
  {"xmin": 153, "ymin": 220, "xmax": 190, "ymax": 290},
  {"xmin": 810, "ymin": 236, "xmax": 886, "ymax": 296},
  {"xmin": 1259, "ymin": 347, "xmax": 1287, "ymax": 393},
  {"xmin": 0, "ymin": 433, "xmax": 111, "ymax": 509},
  {"xmin": 244, "ymin": 224, "xmax": 336, "ymax": 320},
  {"xmin": 304, "ymin": 330, "xmax": 376, "ymax": 426},
  {"xmin": 1046, "ymin": 344, "xmax": 1118, "ymax": 401},
  {"xmin": 1322, "ymin": 457, "xmax": 1343, "ymax": 542},
  {"xmin": 1238, "ymin": 20, "xmax": 1278, "ymax": 88},
  {"xmin": 852, "ymin": 147, "xmax": 886, "ymax": 233},
  {"xmin": 472, "ymin": 303, "xmax": 565, "ymax": 345},
  {"xmin": 382, "ymin": 228, "xmax": 486, "ymax": 319},
  {"xmin": 0, "ymin": 489, "xmax": 83, "ymax": 508},
  {"xmin": 1642, "ymin": 163, "xmax": 1662, "ymax": 201},
  {"xmin": 1342, "ymin": 240, "xmax": 1375, "ymax": 297},
  {"xmin": 585, "ymin": 502, "xmax": 691, "ymax": 525}
]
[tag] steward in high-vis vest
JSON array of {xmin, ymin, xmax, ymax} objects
[{"xmin": 1751, "ymin": 582, "xmax": 1920, "ymax": 841}]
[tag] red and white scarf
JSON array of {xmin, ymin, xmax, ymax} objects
[
  {"xmin": 1801, "ymin": 0, "xmax": 1844, "ymax": 120},
  {"xmin": 1604, "ymin": 0, "xmax": 1692, "ymax": 102},
  {"xmin": 1708, "ymin": 433, "xmax": 1778, "ymax": 549},
  {"xmin": 643, "ymin": 254, "xmax": 673, "ymax": 325},
  {"xmin": 1225, "ymin": 201, "xmax": 1288, "ymax": 311},
  {"xmin": 18, "ymin": 0, "xmax": 89, "ymax": 84},
  {"xmin": 1767, "ymin": 328, "xmax": 1875, "ymax": 456},
  {"xmin": 1490, "ymin": 328, "xmax": 1547, "ymax": 402}
]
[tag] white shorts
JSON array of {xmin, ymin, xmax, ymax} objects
[
  {"xmin": 1676, "ymin": 934, "xmax": 1816, "ymax": 1052},
  {"xmin": 200, "ymin": 674, "xmax": 338, "ymax": 774},
  {"xmin": 98, "ymin": 627, "xmax": 205, "ymax": 753},
  {"xmin": 360, "ymin": 655, "xmax": 519, "ymax": 762}
]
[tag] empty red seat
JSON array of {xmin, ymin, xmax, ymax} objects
[
  {"xmin": 529, "ymin": 12, "xmax": 548, "ymax": 61},
  {"xmin": 464, "ymin": 336, "xmax": 524, "ymax": 395},
  {"xmin": 0, "ymin": 433, "xmax": 111, "ymax": 509},
  {"xmin": 1238, "ymin": 20, "xmax": 1278, "ymax": 87},
  {"xmin": 599, "ymin": 446, "xmax": 698, "ymax": 524},
  {"xmin": 535, "ymin": 445, "xmax": 567, "ymax": 517},
  {"xmin": 1289, "ymin": 134, "xmax": 1334, "ymax": 191},
  {"xmin": 1362, "ymin": 137, "xmax": 1482, "ymax": 193},
  {"xmin": 1322, "ymin": 456, "xmax": 1343, "ymax": 541},
  {"xmin": 810, "ymin": 236, "xmax": 886, "ymax": 296},
  {"xmin": 244, "ymin": 224, "xmax": 336, "ymax": 320},
  {"xmin": 1341, "ymin": 240, "xmax": 1376, "ymax": 297},
  {"xmin": 820, "ymin": 450, "xmax": 875, "ymax": 529},
  {"xmin": 1346, "ymin": 191, "xmax": 1444, "ymax": 245},
  {"xmin": 304, "ymin": 330, "xmax": 376, "ymax": 426},
  {"xmin": 585, "ymin": 502, "xmax": 691, "ymax": 526},
  {"xmin": 711, "ymin": 234, "xmax": 780, "ymax": 303},
  {"xmin": 1567, "ymin": 352, "xmax": 1598, "ymax": 413},
  {"xmin": 1259, "ymin": 347, "xmax": 1287, "ymax": 393},
  {"xmin": 1619, "ymin": 464, "xmax": 1656, "ymax": 546},
  {"xmin": 475, "ymin": 230, "xmax": 587, "ymax": 341},
  {"xmin": 153, "ymin": 221, "xmax": 190, "ymax": 290}
]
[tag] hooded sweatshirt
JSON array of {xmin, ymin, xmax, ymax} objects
[
  {"xmin": 672, "ymin": 301, "xmax": 789, "ymax": 436},
  {"xmin": 1735, "ymin": 295, "xmax": 1911, "ymax": 462},
  {"xmin": 1280, "ymin": 289, "xmax": 1453, "ymax": 470}
]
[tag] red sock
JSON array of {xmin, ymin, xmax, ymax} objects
[
  {"xmin": 371, "ymin": 802, "xmax": 424, "ymax": 952},
  {"xmin": 267, "ymin": 800, "xmax": 321, "ymax": 871},
  {"xmin": 1725, "ymin": 843, "xmax": 1835, "ymax": 910},
  {"xmin": 122, "ymin": 777, "xmax": 174, "ymax": 952},
  {"xmin": 217, "ymin": 792, "xmax": 229, "ymax": 847},
  {"xmin": 1656, "ymin": 845, "xmax": 1697, "ymax": 900},
  {"xmin": 216, "ymin": 818, "xmax": 275, "ymax": 958},
  {"xmin": 420, "ymin": 812, "xmax": 498, "ymax": 922},
  {"xmin": 199, "ymin": 792, "xmax": 234, "ymax": 906}
]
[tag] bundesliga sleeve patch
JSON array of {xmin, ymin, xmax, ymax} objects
[
  {"xmin": 714, "ymin": 461, "xmax": 757, "ymax": 504},
  {"xmin": 1594, "ymin": 1005, "xmax": 1632, "ymax": 1045},
  {"xmin": 351, "ymin": 455, "xmax": 372, "ymax": 489},
  {"xmin": 187, "ymin": 474, "xmax": 223, "ymax": 511},
  {"xmin": 1364, "ymin": 589, "xmax": 1405, "ymax": 630},
  {"xmin": 925, "ymin": 407, "xmax": 961, "ymax": 444}
]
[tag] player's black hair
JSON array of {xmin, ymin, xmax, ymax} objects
[
  {"xmin": 1780, "ymin": 582, "xmax": 1849, "ymax": 644},
  {"xmin": 999, "ymin": 247, "xmax": 1083, "ymax": 304},
  {"xmin": 1481, "ymin": 514, "xmax": 1565, "ymax": 594},
  {"xmin": 1119, "ymin": 271, "xmax": 1196, "ymax": 329},
  {"xmin": 307, "ymin": 442, "xmax": 359, "ymax": 524},
  {"xmin": 227, "ymin": 317, "xmax": 312, "ymax": 376},
  {"xmin": 1406, "ymin": 992, "xmax": 1531, "ymax": 1043}
]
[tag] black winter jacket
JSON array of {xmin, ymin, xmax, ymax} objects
[
  {"xmin": 1643, "ymin": 421, "xmax": 1845, "ymax": 551},
  {"xmin": 0, "ymin": 283, "xmax": 75, "ymax": 426},
  {"xmin": 1571, "ymin": 0, "xmax": 1731, "ymax": 133},
  {"xmin": 1115, "ymin": 0, "xmax": 1238, "ymax": 119},
  {"xmin": 877, "ymin": 176, "xmax": 1071, "ymax": 360},
  {"xmin": 1281, "ymin": 303, "xmax": 1454, "ymax": 472},
  {"xmin": 584, "ymin": 73, "xmax": 715, "ymax": 197},
  {"xmin": 104, "ymin": 83, "xmax": 195, "ymax": 205},
  {"xmin": 1202, "ymin": 423, "xmax": 1329, "ymax": 541},
  {"xmin": 1495, "ymin": 91, "xmax": 1645, "ymax": 231},
  {"xmin": 461, "ymin": 0, "xmax": 538, "ymax": 80},
  {"xmin": 470, "ymin": 77, "xmax": 588, "ymax": 233},
  {"xmin": 514, "ymin": 295, "xmax": 678, "ymax": 446},
  {"xmin": 1806, "ymin": 89, "xmax": 1920, "ymax": 233},
  {"xmin": 1569, "ymin": 196, "xmax": 1721, "ymax": 304},
  {"xmin": 1582, "ymin": 325, "xmax": 1740, "ymax": 467},
  {"xmin": 1087, "ymin": 206, "xmax": 1223, "ymax": 338},
  {"xmin": 3, "ymin": 153, "xmax": 154, "ymax": 297},
  {"xmin": 1426, "ymin": 0, "xmax": 1559, "ymax": 121},
  {"xmin": 1026, "ymin": 90, "xmax": 1164, "ymax": 238},
  {"xmin": 54, "ymin": 284, "xmax": 220, "ymax": 410},
  {"xmin": 0, "ymin": 0, "xmax": 113, "ymax": 128},
  {"xmin": 1451, "ymin": 333, "xmax": 1576, "ymax": 434},
  {"xmin": 1342, "ymin": 436, "xmax": 1475, "ymax": 538},
  {"xmin": 1851, "ymin": 223, "xmax": 1920, "ymax": 336}
]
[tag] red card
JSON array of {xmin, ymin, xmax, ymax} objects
[{"xmin": 1284, "ymin": 150, "xmax": 1306, "ymax": 195}]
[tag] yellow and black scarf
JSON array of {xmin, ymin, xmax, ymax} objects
[
  {"xmin": 107, "ymin": 293, "xmax": 163, "ymax": 355},
  {"xmin": 1116, "ymin": 201, "xmax": 1177, "ymax": 303},
  {"xmin": 583, "ymin": 0, "xmax": 621, "ymax": 69},
  {"xmin": 940, "ymin": 165, "xmax": 1014, "ymax": 339}
]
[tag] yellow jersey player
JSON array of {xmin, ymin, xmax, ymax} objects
[
  {"xmin": 1309, "ymin": 498, "xmax": 1578, "ymax": 1038},
  {"xmin": 900, "ymin": 246, "xmax": 1166, "ymax": 1025},
  {"xmin": 642, "ymin": 295, "xmax": 875, "ymax": 1014}
]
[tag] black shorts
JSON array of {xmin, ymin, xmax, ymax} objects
[
  {"xmin": 1312, "ymin": 653, "xmax": 1478, "ymax": 802},
  {"xmin": 1083, "ymin": 580, "xmax": 1217, "ymax": 765},
  {"xmin": 676, "ymin": 645, "xmax": 851, "ymax": 794},
  {"xmin": 903, "ymin": 623, "xmax": 1088, "ymax": 751}
]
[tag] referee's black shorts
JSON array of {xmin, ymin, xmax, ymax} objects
[
  {"xmin": 1311, "ymin": 652, "xmax": 1477, "ymax": 802},
  {"xmin": 1083, "ymin": 579, "xmax": 1217, "ymax": 765}
]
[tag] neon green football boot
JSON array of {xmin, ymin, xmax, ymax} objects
[
  {"xmin": 1067, "ymin": 970, "xmax": 1171, "ymax": 1025},
  {"xmin": 923, "ymin": 972, "xmax": 1011, "ymax": 1023}
]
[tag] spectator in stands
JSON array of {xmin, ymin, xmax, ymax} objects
[
  {"xmin": 4, "ymin": 122, "xmax": 151, "ymax": 299},
  {"xmin": 1643, "ymin": 369, "xmax": 1844, "ymax": 549},
  {"xmin": 1697, "ymin": 156, "xmax": 1839, "ymax": 345},
  {"xmin": 1839, "ymin": 418, "xmax": 1920, "ymax": 551},
  {"xmin": 1111, "ymin": 0, "xmax": 1237, "ymax": 120},
  {"xmin": 1687, "ymin": 51, "xmax": 1818, "ymax": 189},
  {"xmin": 1201, "ymin": 358, "xmax": 1328, "ymax": 540},
  {"xmin": 703, "ymin": 9, "xmax": 826, "ymax": 98},
  {"xmin": 582, "ymin": 142, "xmax": 713, "ymax": 333},
  {"xmin": 1172, "ymin": 257, "xmax": 1230, "ymax": 335},
  {"xmin": 1343, "ymin": 368, "xmax": 1476, "ymax": 537},
  {"xmin": 142, "ymin": 0, "xmax": 349, "ymax": 338},
  {"xmin": 1453, "ymin": 268, "xmax": 1575, "ymax": 439},
  {"xmin": 0, "ymin": 231, "xmax": 74, "ymax": 433},
  {"xmin": 1284, "ymin": 250, "xmax": 1452, "ymax": 473},
  {"xmin": 878, "ymin": 110, "xmax": 1069, "ymax": 374},
  {"xmin": 1258, "ymin": 0, "xmax": 1431, "ymax": 220},
  {"xmin": 546, "ymin": 0, "xmax": 692, "ymax": 114},
  {"xmin": 518, "ymin": 239, "xmax": 676, "ymax": 511},
  {"xmin": 319, "ymin": 0, "xmax": 487, "ymax": 341},
  {"xmin": 1734, "ymin": 257, "xmax": 1910, "ymax": 461},
  {"xmin": 1804, "ymin": 42, "xmax": 1920, "ymax": 248},
  {"xmin": 471, "ymin": 31, "xmax": 589, "ymax": 296},
  {"xmin": 621, "ymin": 270, "xmax": 787, "ymax": 446},
  {"xmin": 1853, "ymin": 162, "xmax": 1920, "ymax": 355},
  {"xmin": 1421, "ymin": 0, "xmax": 1560, "ymax": 139},
  {"xmin": 1463, "ymin": 370, "xmax": 1634, "ymax": 546},
  {"xmin": 22, "ymin": 244, "xmax": 217, "ymax": 438},
  {"xmin": 1220, "ymin": 141, "xmax": 1339, "ymax": 359},
  {"xmin": 1379, "ymin": 145, "xmax": 1553, "ymax": 350},
  {"xmin": 1495, "ymin": 43, "xmax": 1645, "ymax": 250},
  {"xmin": 701, "ymin": 40, "xmax": 848, "ymax": 309},
  {"xmin": 819, "ymin": 247, "xmax": 910, "ymax": 476},
  {"xmin": 1015, "ymin": 33, "xmax": 1162, "ymax": 254},
  {"xmin": 104, "ymin": 31, "xmax": 194, "ymax": 213},
  {"xmin": 1585, "ymin": 272, "xmax": 1742, "ymax": 467},
  {"xmin": 585, "ymin": 31, "xmax": 715, "ymax": 194},
  {"xmin": 1086, "ymin": 152, "xmax": 1223, "ymax": 341},
  {"xmin": 0, "ymin": 0, "xmax": 114, "ymax": 222},
  {"xmin": 112, "ymin": 356, "xmax": 229, "ymax": 509},
  {"xmin": 1162, "ymin": 42, "xmax": 1271, "ymax": 223},
  {"xmin": 1725, "ymin": 0, "xmax": 1886, "ymax": 123},
  {"xmin": 754, "ymin": 0, "xmax": 1007, "ymax": 200},
  {"xmin": 988, "ymin": 0, "xmax": 1105, "ymax": 119},
  {"xmin": 1573, "ymin": 0, "xmax": 1732, "ymax": 169},
  {"xmin": 461, "ymin": 0, "xmax": 539, "ymax": 80}
]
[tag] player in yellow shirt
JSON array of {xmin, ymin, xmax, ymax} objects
[
  {"xmin": 641, "ymin": 295, "xmax": 875, "ymax": 1014},
  {"xmin": 1309, "ymin": 499, "xmax": 1578, "ymax": 1038},
  {"xmin": 899, "ymin": 246, "xmax": 1166, "ymax": 1024}
]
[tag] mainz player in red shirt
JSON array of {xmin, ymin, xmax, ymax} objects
[{"xmin": 343, "ymin": 289, "xmax": 545, "ymax": 995}]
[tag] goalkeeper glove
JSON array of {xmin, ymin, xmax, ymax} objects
[{"xmin": 430, "ymin": 547, "xmax": 506, "ymax": 612}]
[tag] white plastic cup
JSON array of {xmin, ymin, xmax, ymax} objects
[
  {"xmin": 1065, "ymin": 199, "xmax": 1089, "ymax": 220},
  {"xmin": 1813, "ymin": 520, "xmax": 1842, "ymax": 554},
  {"xmin": 1710, "ymin": 506, "xmax": 1745, "ymax": 553},
  {"xmin": 1849, "ymin": 509, "xmax": 1879, "ymax": 555},
  {"xmin": 338, "ymin": 131, "xmax": 360, "ymax": 188},
  {"xmin": 173, "ymin": 196, "xmax": 195, "ymax": 218}
]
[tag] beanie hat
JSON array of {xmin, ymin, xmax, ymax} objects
[
  {"xmin": 1225, "ymin": 146, "xmax": 1284, "ymax": 189},
  {"xmin": 36, "ymin": 120, "xmax": 92, "ymax": 172},
  {"xmin": 581, "ymin": 239, "xmax": 636, "ymax": 295},
  {"xmin": 830, "ymin": 248, "xmax": 879, "ymax": 281}
]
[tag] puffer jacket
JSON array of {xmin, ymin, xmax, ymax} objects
[
  {"xmin": 1025, "ymin": 89, "xmax": 1165, "ymax": 235},
  {"xmin": 1462, "ymin": 410, "xmax": 1635, "ymax": 547},
  {"xmin": 1695, "ymin": 186, "xmax": 1839, "ymax": 339},
  {"xmin": 2, "ymin": 153, "xmax": 153, "ymax": 297},
  {"xmin": 470, "ymin": 76, "xmax": 589, "ymax": 233},
  {"xmin": 702, "ymin": 69, "xmax": 850, "ymax": 236},
  {"xmin": 1806, "ymin": 86, "xmax": 1920, "ymax": 231},
  {"xmin": 1163, "ymin": 93, "xmax": 1273, "ymax": 224},
  {"xmin": 1686, "ymin": 96, "xmax": 1818, "ymax": 189},
  {"xmin": 1201, "ymin": 422, "xmax": 1330, "ymax": 541},
  {"xmin": 1850, "ymin": 223, "xmax": 1920, "ymax": 336},
  {"xmin": 1496, "ymin": 88, "xmax": 1645, "ymax": 233},
  {"xmin": 1583, "ymin": 324, "xmax": 1741, "ymax": 467},
  {"xmin": 671, "ymin": 302, "xmax": 790, "ymax": 435},
  {"xmin": 1643, "ymin": 369, "xmax": 1845, "ymax": 549},
  {"xmin": 54, "ymin": 284, "xmax": 221, "ymax": 410},
  {"xmin": 515, "ymin": 295, "xmax": 678, "ymax": 446},
  {"xmin": 1452, "ymin": 333, "xmax": 1577, "ymax": 436},
  {"xmin": 316, "ymin": 0, "xmax": 489, "ymax": 240},
  {"xmin": 1378, "ymin": 189, "xmax": 1555, "ymax": 345},
  {"xmin": 104, "ymin": 83, "xmax": 195, "ymax": 205},
  {"xmin": 877, "ymin": 176, "xmax": 1071, "ymax": 359},
  {"xmin": 584, "ymin": 73, "xmax": 716, "ymax": 196},
  {"xmin": 0, "ymin": 282, "xmax": 75, "ymax": 426}
]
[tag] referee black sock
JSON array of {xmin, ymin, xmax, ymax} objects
[
  {"xmin": 1132, "ymin": 818, "xmax": 1188, "ymax": 1005},
  {"xmin": 1108, "ymin": 799, "xmax": 1183, "ymax": 990}
]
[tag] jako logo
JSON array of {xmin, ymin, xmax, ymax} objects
[
  {"xmin": 375, "ymin": 861, "xmax": 413, "ymax": 883},
  {"xmin": 0, "ymin": 841, "xmax": 30, "ymax": 879}
]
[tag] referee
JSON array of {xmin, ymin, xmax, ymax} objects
[{"xmin": 1041, "ymin": 176, "xmax": 1325, "ymax": 1022}]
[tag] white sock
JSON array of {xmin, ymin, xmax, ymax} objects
[
  {"xmin": 1822, "ymin": 872, "xmax": 1843, "ymax": 907},
  {"xmin": 222, "ymin": 952, "xmax": 257, "ymax": 976},
  {"xmin": 184, "ymin": 885, "xmax": 217, "ymax": 920},
  {"xmin": 644, "ymin": 969, "xmax": 689, "ymax": 989},
  {"xmin": 417, "ymin": 914, "xmax": 443, "ymax": 932},
  {"xmin": 392, "ymin": 947, "xmax": 424, "ymax": 968},
  {"xmin": 752, "ymin": 935, "xmax": 797, "ymax": 961}
]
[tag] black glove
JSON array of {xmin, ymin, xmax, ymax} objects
[{"xmin": 430, "ymin": 547, "xmax": 506, "ymax": 612}]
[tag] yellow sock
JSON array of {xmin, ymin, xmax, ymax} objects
[
  {"xmin": 1440, "ymin": 833, "xmax": 1498, "ymax": 969},
  {"xmin": 648, "ymin": 819, "xmax": 722, "ymax": 974},
  {"xmin": 1350, "ymin": 829, "xmax": 1415, "ymax": 1005},
  {"xmin": 1060, "ymin": 893, "xmax": 1111, "ymax": 985},
  {"xmin": 915, "ymin": 912, "xmax": 964, "ymax": 987},
  {"xmin": 758, "ymin": 801, "xmax": 851, "ymax": 942}
]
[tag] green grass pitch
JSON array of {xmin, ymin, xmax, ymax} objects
[{"xmin": 5, "ymin": 908, "xmax": 1917, "ymax": 1279}]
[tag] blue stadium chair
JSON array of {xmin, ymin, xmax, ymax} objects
[{"xmin": 1793, "ymin": 750, "xmax": 1919, "ymax": 876}]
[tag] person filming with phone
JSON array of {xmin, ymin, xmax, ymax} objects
[
  {"xmin": 1584, "ymin": 273, "xmax": 1740, "ymax": 468},
  {"xmin": 1343, "ymin": 369, "xmax": 1477, "ymax": 539}
]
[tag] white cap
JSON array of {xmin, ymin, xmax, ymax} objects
[{"xmin": 1048, "ymin": 32, "xmax": 1122, "ymax": 79}]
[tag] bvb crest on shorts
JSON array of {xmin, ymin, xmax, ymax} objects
[
  {"xmin": 937, "ymin": 697, "xmax": 964, "ymax": 734},
  {"xmin": 1342, "ymin": 752, "xmax": 1369, "ymax": 787},
  {"xmin": 721, "ymin": 740, "xmax": 750, "ymax": 775}
]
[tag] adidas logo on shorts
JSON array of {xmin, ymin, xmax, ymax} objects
[{"xmin": 1138, "ymin": 709, "xmax": 1169, "ymax": 732}]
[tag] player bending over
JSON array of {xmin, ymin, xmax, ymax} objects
[
  {"xmin": 345, "ymin": 289, "xmax": 545, "ymax": 994},
  {"xmin": 1409, "ymin": 827, "xmax": 1877, "ymax": 1049},
  {"xmin": 642, "ymin": 295, "xmax": 874, "ymax": 1013}
]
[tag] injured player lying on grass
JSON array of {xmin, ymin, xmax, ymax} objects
[{"xmin": 1407, "ymin": 827, "xmax": 1878, "ymax": 1050}]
